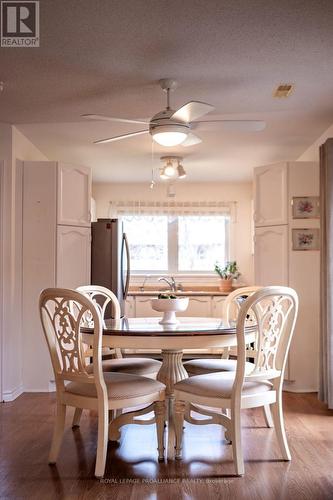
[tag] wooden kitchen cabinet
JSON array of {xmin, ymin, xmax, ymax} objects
[
  {"xmin": 178, "ymin": 296, "xmax": 212, "ymax": 317},
  {"xmin": 253, "ymin": 161, "xmax": 320, "ymax": 392},
  {"xmin": 129, "ymin": 294, "xmax": 229, "ymax": 319},
  {"xmin": 22, "ymin": 161, "xmax": 92, "ymax": 391},
  {"xmin": 254, "ymin": 163, "xmax": 288, "ymax": 226},
  {"xmin": 134, "ymin": 296, "xmax": 160, "ymax": 317},
  {"xmin": 57, "ymin": 226, "xmax": 91, "ymax": 288},
  {"xmin": 212, "ymin": 296, "xmax": 226, "ymax": 318},
  {"xmin": 124, "ymin": 296, "xmax": 135, "ymax": 318},
  {"xmin": 57, "ymin": 163, "xmax": 91, "ymax": 227},
  {"xmin": 254, "ymin": 225, "xmax": 288, "ymax": 286}
]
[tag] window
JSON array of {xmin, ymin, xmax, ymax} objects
[
  {"xmin": 178, "ymin": 216, "xmax": 228, "ymax": 271},
  {"xmin": 122, "ymin": 214, "xmax": 229, "ymax": 273},
  {"xmin": 123, "ymin": 215, "xmax": 168, "ymax": 271}
]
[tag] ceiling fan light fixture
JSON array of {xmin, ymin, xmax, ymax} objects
[
  {"xmin": 152, "ymin": 130, "xmax": 187, "ymax": 147},
  {"xmin": 150, "ymin": 124, "xmax": 189, "ymax": 147},
  {"xmin": 164, "ymin": 161, "xmax": 177, "ymax": 177},
  {"xmin": 159, "ymin": 155, "xmax": 186, "ymax": 181},
  {"xmin": 177, "ymin": 163, "xmax": 186, "ymax": 179},
  {"xmin": 159, "ymin": 166, "xmax": 170, "ymax": 180}
]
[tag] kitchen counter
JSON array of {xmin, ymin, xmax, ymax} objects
[{"xmin": 128, "ymin": 289, "xmax": 231, "ymax": 297}]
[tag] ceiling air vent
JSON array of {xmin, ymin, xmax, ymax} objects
[{"xmin": 273, "ymin": 84, "xmax": 294, "ymax": 98}]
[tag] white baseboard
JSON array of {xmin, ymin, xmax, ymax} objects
[
  {"xmin": 283, "ymin": 389, "xmax": 318, "ymax": 393},
  {"xmin": 48, "ymin": 380, "xmax": 56, "ymax": 392},
  {"xmin": 2, "ymin": 383, "xmax": 24, "ymax": 402},
  {"xmin": 283, "ymin": 381, "xmax": 318, "ymax": 393},
  {"xmin": 22, "ymin": 379, "xmax": 56, "ymax": 393},
  {"xmin": 22, "ymin": 386, "xmax": 54, "ymax": 393}
]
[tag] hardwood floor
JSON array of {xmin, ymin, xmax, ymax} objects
[{"xmin": 0, "ymin": 392, "xmax": 332, "ymax": 499}]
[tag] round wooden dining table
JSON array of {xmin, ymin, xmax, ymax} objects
[{"xmin": 82, "ymin": 316, "xmax": 256, "ymax": 458}]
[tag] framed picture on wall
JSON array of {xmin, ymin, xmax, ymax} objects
[
  {"xmin": 292, "ymin": 196, "xmax": 320, "ymax": 219},
  {"xmin": 292, "ymin": 228, "xmax": 320, "ymax": 251}
]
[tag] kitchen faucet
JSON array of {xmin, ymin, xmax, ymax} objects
[
  {"xmin": 158, "ymin": 276, "xmax": 177, "ymax": 292},
  {"xmin": 140, "ymin": 274, "xmax": 152, "ymax": 291}
]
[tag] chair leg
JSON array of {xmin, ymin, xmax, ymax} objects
[
  {"xmin": 174, "ymin": 400, "xmax": 186, "ymax": 459},
  {"xmin": 231, "ymin": 409, "xmax": 244, "ymax": 476},
  {"xmin": 49, "ymin": 402, "xmax": 67, "ymax": 464},
  {"xmin": 95, "ymin": 404, "xmax": 109, "ymax": 478},
  {"xmin": 154, "ymin": 401, "xmax": 166, "ymax": 461},
  {"xmin": 263, "ymin": 404, "xmax": 274, "ymax": 428},
  {"xmin": 72, "ymin": 408, "xmax": 83, "ymax": 428},
  {"xmin": 271, "ymin": 396, "xmax": 291, "ymax": 461}
]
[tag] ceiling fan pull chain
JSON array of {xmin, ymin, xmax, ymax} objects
[{"xmin": 150, "ymin": 138, "xmax": 156, "ymax": 189}]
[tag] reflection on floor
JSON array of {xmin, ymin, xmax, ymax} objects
[{"xmin": 0, "ymin": 392, "xmax": 332, "ymax": 499}]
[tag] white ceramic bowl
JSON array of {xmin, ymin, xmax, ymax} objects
[{"xmin": 151, "ymin": 297, "xmax": 189, "ymax": 325}]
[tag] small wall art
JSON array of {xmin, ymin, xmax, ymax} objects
[
  {"xmin": 292, "ymin": 196, "xmax": 320, "ymax": 219},
  {"xmin": 292, "ymin": 228, "xmax": 320, "ymax": 251}
]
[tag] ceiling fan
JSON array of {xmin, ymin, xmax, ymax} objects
[{"xmin": 82, "ymin": 78, "xmax": 266, "ymax": 147}]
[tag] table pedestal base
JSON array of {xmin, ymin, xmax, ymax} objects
[{"xmin": 107, "ymin": 349, "xmax": 230, "ymax": 459}]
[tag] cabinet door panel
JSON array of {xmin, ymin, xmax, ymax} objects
[
  {"xmin": 57, "ymin": 163, "xmax": 92, "ymax": 226},
  {"xmin": 254, "ymin": 163, "xmax": 288, "ymax": 226},
  {"xmin": 254, "ymin": 226, "xmax": 288, "ymax": 285},
  {"xmin": 212, "ymin": 296, "xmax": 226, "ymax": 318},
  {"xmin": 135, "ymin": 297, "xmax": 160, "ymax": 317},
  {"xmin": 125, "ymin": 297, "xmax": 135, "ymax": 318},
  {"xmin": 57, "ymin": 226, "xmax": 91, "ymax": 288},
  {"xmin": 178, "ymin": 297, "xmax": 212, "ymax": 317}
]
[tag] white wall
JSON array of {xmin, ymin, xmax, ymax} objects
[
  {"xmin": 93, "ymin": 181, "xmax": 254, "ymax": 285},
  {"xmin": 298, "ymin": 123, "xmax": 333, "ymax": 161},
  {"xmin": 0, "ymin": 124, "xmax": 48, "ymax": 401}
]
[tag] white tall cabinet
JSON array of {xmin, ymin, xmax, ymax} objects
[
  {"xmin": 22, "ymin": 161, "xmax": 92, "ymax": 391},
  {"xmin": 254, "ymin": 162, "xmax": 320, "ymax": 392}
]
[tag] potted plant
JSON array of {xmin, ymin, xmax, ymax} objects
[{"xmin": 214, "ymin": 261, "xmax": 240, "ymax": 293}]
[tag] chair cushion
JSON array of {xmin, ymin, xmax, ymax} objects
[
  {"xmin": 183, "ymin": 358, "xmax": 255, "ymax": 376},
  {"xmin": 86, "ymin": 357, "xmax": 162, "ymax": 376},
  {"xmin": 65, "ymin": 372, "xmax": 165, "ymax": 400},
  {"xmin": 174, "ymin": 372, "xmax": 272, "ymax": 399}
]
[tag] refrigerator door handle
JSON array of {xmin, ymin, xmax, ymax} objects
[{"xmin": 122, "ymin": 233, "xmax": 130, "ymax": 300}]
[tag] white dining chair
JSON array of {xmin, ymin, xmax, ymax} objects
[
  {"xmin": 183, "ymin": 286, "xmax": 262, "ymax": 374},
  {"xmin": 72, "ymin": 285, "xmax": 163, "ymax": 427},
  {"xmin": 39, "ymin": 288, "xmax": 166, "ymax": 478},
  {"xmin": 76, "ymin": 285, "xmax": 162, "ymax": 378},
  {"xmin": 174, "ymin": 286, "xmax": 298, "ymax": 476},
  {"xmin": 182, "ymin": 286, "xmax": 274, "ymax": 425}
]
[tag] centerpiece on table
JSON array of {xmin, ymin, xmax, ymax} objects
[
  {"xmin": 214, "ymin": 260, "xmax": 240, "ymax": 293},
  {"xmin": 151, "ymin": 292, "xmax": 189, "ymax": 325}
]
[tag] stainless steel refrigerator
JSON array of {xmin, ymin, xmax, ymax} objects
[{"xmin": 91, "ymin": 218, "xmax": 130, "ymax": 317}]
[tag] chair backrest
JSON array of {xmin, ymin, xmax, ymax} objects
[
  {"xmin": 39, "ymin": 288, "xmax": 106, "ymax": 395},
  {"xmin": 76, "ymin": 285, "xmax": 121, "ymax": 324},
  {"xmin": 222, "ymin": 286, "xmax": 263, "ymax": 323},
  {"xmin": 234, "ymin": 286, "xmax": 298, "ymax": 395}
]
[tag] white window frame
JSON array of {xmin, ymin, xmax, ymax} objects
[{"xmin": 124, "ymin": 214, "xmax": 231, "ymax": 276}]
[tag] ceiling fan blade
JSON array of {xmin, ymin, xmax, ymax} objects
[
  {"xmin": 82, "ymin": 114, "xmax": 149, "ymax": 125},
  {"xmin": 181, "ymin": 132, "xmax": 202, "ymax": 147},
  {"xmin": 171, "ymin": 101, "xmax": 215, "ymax": 123},
  {"xmin": 194, "ymin": 120, "xmax": 266, "ymax": 132},
  {"xmin": 94, "ymin": 129, "xmax": 149, "ymax": 144}
]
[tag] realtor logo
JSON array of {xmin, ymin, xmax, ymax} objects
[{"xmin": 1, "ymin": 1, "xmax": 39, "ymax": 47}]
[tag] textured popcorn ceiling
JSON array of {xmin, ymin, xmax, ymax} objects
[{"xmin": 1, "ymin": 0, "xmax": 333, "ymax": 181}]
